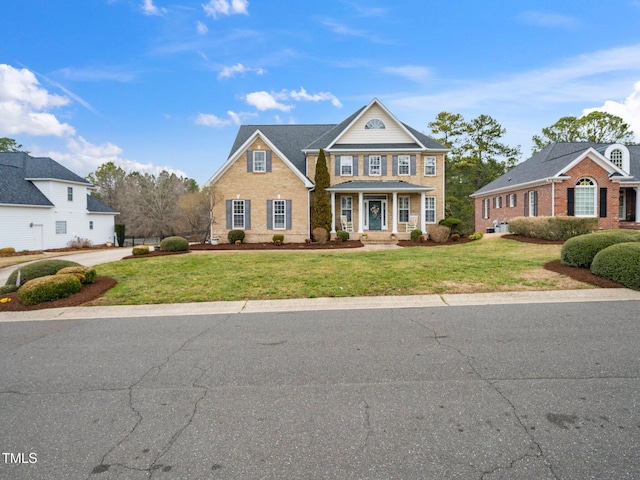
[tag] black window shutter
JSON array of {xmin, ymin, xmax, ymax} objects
[
  {"xmin": 533, "ymin": 191, "xmax": 538, "ymax": 216},
  {"xmin": 266, "ymin": 200, "xmax": 273, "ymax": 229},
  {"xmin": 524, "ymin": 192, "xmax": 529, "ymax": 216},
  {"xmin": 600, "ymin": 188, "xmax": 607, "ymax": 218},
  {"xmin": 567, "ymin": 188, "xmax": 575, "ymax": 216},
  {"xmin": 226, "ymin": 200, "xmax": 232, "ymax": 229},
  {"xmin": 245, "ymin": 200, "xmax": 251, "ymax": 230},
  {"xmin": 514, "ymin": 194, "xmax": 517, "ymax": 207}
]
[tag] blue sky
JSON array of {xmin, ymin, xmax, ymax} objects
[{"xmin": 2, "ymin": 0, "xmax": 640, "ymax": 186}]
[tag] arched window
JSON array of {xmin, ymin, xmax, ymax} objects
[
  {"xmin": 575, "ymin": 178, "xmax": 596, "ymax": 217},
  {"xmin": 609, "ymin": 149, "xmax": 623, "ymax": 168},
  {"xmin": 365, "ymin": 118, "xmax": 385, "ymax": 130}
]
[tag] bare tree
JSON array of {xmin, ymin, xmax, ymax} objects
[{"xmin": 177, "ymin": 186, "xmax": 215, "ymax": 242}]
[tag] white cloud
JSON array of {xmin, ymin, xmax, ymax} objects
[
  {"xmin": 196, "ymin": 21, "xmax": 209, "ymax": 35},
  {"xmin": 195, "ymin": 110, "xmax": 252, "ymax": 127},
  {"xmin": 382, "ymin": 65, "xmax": 431, "ymax": 84},
  {"xmin": 246, "ymin": 91, "xmax": 293, "ymax": 112},
  {"xmin": 0, "ymin": 64, "xmax": 75, "ymax": 137},
  {"xmin": 37, "ymin": 136, "xmax": 187, "ymax": 178},
  {"xmin": 202, "ymin": 0, "xmax": 249, "ymax": 18},
  {"xmin": 289, "ymin": 87, "xmax": 342, "ymax": 108},
  {"xmin": 141, "ymin": 0, "xmax": 166, "ymax": 16},
  {"xmin": 218, "ymin": 63, "xmax": 265, "ymax": 79},
  {"xmin": 583, "ymin": 81, "xmax": 640, "ymax": 141},
  {"xmin": 518, "ymin": 11, "xmax": 580, "ymax": 28}
]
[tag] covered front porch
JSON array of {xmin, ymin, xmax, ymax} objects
[{"xmin": 326, "ymin": 180, "xmax": 436, "ymax": 240}]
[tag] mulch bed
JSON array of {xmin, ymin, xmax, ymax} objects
[{"xmin": 190, "ymin": 240, "xmax": 364, "ymax": 250}]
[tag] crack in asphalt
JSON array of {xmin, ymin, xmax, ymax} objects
[
  {"xmin": 87, "ymin": 315, "xmax": 231, "ymax": 479},
  {"xmin": 410, "ymin": 318, "xmax": 559, "ymax": 480}
]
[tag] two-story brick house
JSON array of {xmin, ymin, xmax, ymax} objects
[
  {"xmin": 471, "ymin": 142, "xmax": 640, "ymax": 233},
  {"xmin": 206, "ymin": 98, "xmax": 449, "ymax": 243}
]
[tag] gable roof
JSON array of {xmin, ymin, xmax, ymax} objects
[
  {"xmin": 209, "ymin": 99, "xmax": 447, "ymax": 186},
  {"xmin": 472, "ymin": 142, "xmax": 640, "ymax": 196}
]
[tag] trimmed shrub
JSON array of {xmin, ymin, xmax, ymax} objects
[
  {"xmin": 272, "ymin": 234, "xmax": 285, "ymax": 244},
  {"xmin": 439, "ymin": 217, "xmax": 462, "ymax": 235},
  {"xmin": 336, "ymin": 230, "xmax": 350, "ymax": 242},
  {"xmin": 57, "ymin": 266, "xmax": 97, "ymax": 284},
  {"xmin": 561, "ymin": 230, "xmax": 640, "ymax": 268},
  {"xmin": 6, "ymin": 259, "xmax": 81, "ymax": 287},
  {"xmin": 0, "ymin": 284, "xmax": 18, "ymax": 295},
  {"xmin": 312, "ymin": 227, "xmax": 328, "ymax": 244},
  {"xmin": 429, "ymin": 225, "xmax": 451, "ymax": 243},
  {"xmin": 18, "ymin": 274, "xmax": 82, "ymax": 306},
  {"xmin": 469, "ymin": 232, "xmax": 484, "ymax": 241},
  {"xmin": 0, "ymin": 247, "xmax": 16, "ymax": 254},
  {"xmin": 410, "ymin": 229, "xmax": 423, "ymax": 242},
  {"xmin": 508, "ymin": 216, "xmax": 597, "ymax": 241},
  {"xmin": 160, "ymin": 236, "xmax": 189, "ymax": 252},
  {"xmin": 132, "ymin": 245, "xmax": 150, "ymax": 256},
  {"xmin": 227, "ymin": 230, "xmax": 245, "ymax": 244},
  {"xmin": 591, "ymin": 242, "xmax": 640, "ymax": 290}
]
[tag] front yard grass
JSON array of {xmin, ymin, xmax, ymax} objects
[{"xmin": 94, "ymin": 237, "xmax": 589, "ymax": 305}]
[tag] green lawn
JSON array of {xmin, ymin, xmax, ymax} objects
[{"xmin": 94, "ymin": 237, "xmax": 586, "ymax": 305}]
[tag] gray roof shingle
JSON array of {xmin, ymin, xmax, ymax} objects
[
  {"xmin": 473, "ymin": 142, "xmax": 640, "ymax": 196},
  {"xmin": 87, "ymin": 194, "xmax": 118, "ymax": 213}
]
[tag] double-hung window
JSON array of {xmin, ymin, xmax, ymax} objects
[
  {"xmin": 232, "ymin": 200, "xmax": 245, "ymax": 229},
  {"xmin": 424, "ymin": 156, "xmax": 436, "ymax": 176},
  {"xmin": 508, "ymin": 194, "xmax": 517, "ymax": 208},
  {"xmin": 495, "ymin": 196, "xmax": 502, "ymax": 208},
  {"xmin": 67, "ymin": 187, "xmax": 73, "ymax": 201},
  {"xmin": 341, "ymin": 196, "xmax": 353, "ymax": 222},
  {"xmin": 398, "ymin": 196, "xmax": 410, "ymax": 223},
  {"xmin": 425, "ymin": 196, "xmax": 436, "ymax": 223},
  {"xmin": 273, "ymin": 200, "xmax": 286, "ymax": 230},
  {"xmin": 369, "ymin": 155, "xmax": 381, "ymax": 176},
  {"xmin": 253, "ymin": 151, "xmax": 266, "ymax": 172},
  {"xmin": 340, "ymin": 156, "xmax": 353, "ymax": 176},
  {"xmin": 398, "ymin": 155, "xmax": 410, "ymax": 175}
]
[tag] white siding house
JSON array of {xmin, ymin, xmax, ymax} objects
[{"xmin": 0, "ymin": 152, "xmax": 118, "ymax": 251}]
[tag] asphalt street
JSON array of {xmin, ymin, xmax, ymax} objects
[{"xmin": 1, "ymin": 300, "xmax": 639, "ymax": 479}]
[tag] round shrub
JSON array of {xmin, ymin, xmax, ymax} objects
[
  {"xmin": 57, "ymin": 266, "xmax": 97, "ymax": 284},
  {"xmin": 469, "ymin": 232, "xmax": 484, "ymax": 241},
  {"xmin": 0, "ymin": 247, "xmax": 16, "ymax": 254},
  {"xmin": 132, "ymin": 245, "xmax": 150, "ymax": 256},
  {"xmin": 18, "ymin": 274, "xmax": 82, "ymax": 306},
  {"xmin": 272, "ymin": 234, "xmax": 284, "ymax": 244},
  {"xmin": 591, "ymin": 242, "xmax": 640, "ymax": 290},
  {"xmin": 410, "ymin": 229, "xmax": 423, "ymax": 242},
  {"xmin": 336, "ymin": 230, "xmax": 349, "ymax": 242},
  {"xmin": 160, "ymin": 236, "xmax": 189, "ymax": 252},
  {"xmin": 227, "ymin": 230, "xmax": 245, "ymax": 244},
  {"xmin": 561, "ymin": 230, "xmax": 640, "ymax": 268},
  {"xmin": 312, "ymin": 227, "xmax": 328, "ymax": 244},
  {"xmin": 6, "ymin": 259, "xmax": 81, "ymax": 287}
]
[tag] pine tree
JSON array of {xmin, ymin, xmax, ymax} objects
[{"xmin": 310, "ymin": 149, "xmax": 333, "ymax": 233}]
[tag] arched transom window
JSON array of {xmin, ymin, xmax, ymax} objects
[
  {"xmin": 575, "ymin": 178, "xmax": 597, "ymax": 217},
  {"xmin": 365, "ymin": 118, "xmax": 385, "ymax": 130}
]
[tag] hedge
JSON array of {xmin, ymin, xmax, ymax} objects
[
  {"xmin": 18, "ymin": 274, "xmax": 82, "ymax": 306},
  {"xmin": 508, "ymin": 216, "xmax": 598, "ymax": 241},
  {"xmin": 591, "ymin": 242, "xmax": 640, "ymax": 290},
  {"xmin": 57, "ymin": 266, "xmax": 97, "ymax": 284},
  {"xmin": 560, "ymin": 230, "xmax": 640, "ymax": 268},
  {"xmin": 6, "ymin": 259, "xmax": 81, "ymax": 287}
]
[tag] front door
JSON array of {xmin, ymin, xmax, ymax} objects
[{"xmin": 368, "ymin": 200, "xmax": 382, "ymax": 230}]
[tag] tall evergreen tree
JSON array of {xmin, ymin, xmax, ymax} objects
[{"xmin": 310, "ymin": 148, "xmax": 332, "ymax": 233}]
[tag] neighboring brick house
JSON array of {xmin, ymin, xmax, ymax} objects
[
  {"xmin": 207, "ymin": 98, "xmax": 449, "ymax": 243},
  {"xmin": 470, "ymin": 142, "xmax": 640, "ymax": 233},
  {"xmin": 0, "ymin": 152, "xmax": 118, "ymax": 251}
]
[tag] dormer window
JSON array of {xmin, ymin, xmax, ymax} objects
[
  {"xmin": 365, "ymin": 118, "xmax": 385, "ymax": 130},
  {"xmin": 604, "ymin": 144, "xmax": 630, "ymax": 173}
]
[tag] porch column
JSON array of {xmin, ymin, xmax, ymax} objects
[
  {"xmin": 330, "ymin": 191, "xmax": 337, "ymax": 234},
  {"xmin": 636, "ymin": 188, "xmax": 640, "ymax": 223},
  {"xmin": 358, "ymin": 192, "xmax": 364, "ymax": 233},
  {"xmin": 420, "ymin": 192, "xmax": 426, "ymax": 233},
  {"xmin": 392, "ymin": 191, "xmax": 398, "ymax": 234}
]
